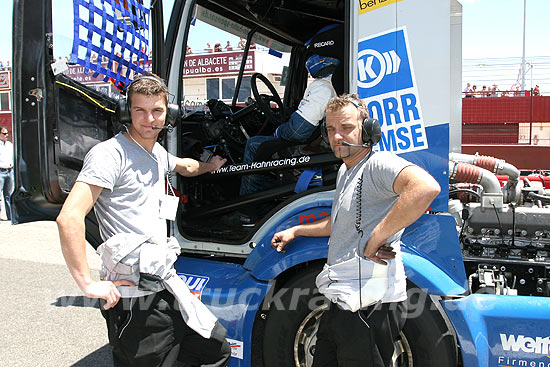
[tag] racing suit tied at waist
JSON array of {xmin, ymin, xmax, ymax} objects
[{"xmin": 97, "ymin": 233, "xmax": 224, "ymax": 341}]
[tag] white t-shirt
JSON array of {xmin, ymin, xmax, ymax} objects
[
  {"xmin": 0, "ymin": 140, "xmax": 13, "ymax": 169},
  {"xmin": 77, "ymin": 133, "xmax": 177, "ymax": 242},
  {"xmin": 328, "ymin": 152, "xmax": 413, "ymax": 303}
]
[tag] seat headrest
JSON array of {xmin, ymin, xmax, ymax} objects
[{"xmin": 305, "ymin": 24, "xmax": 344, "ymax": 60}]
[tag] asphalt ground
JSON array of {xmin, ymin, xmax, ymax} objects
[{"xmin": 0, "ymin": 200, "xmax": 114, "ymax": 366}]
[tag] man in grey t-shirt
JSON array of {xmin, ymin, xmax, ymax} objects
[
  {"xmin": 56, "ymin": 75, "xmax": 230, "ymax": 367},
  {"xmin": 271, "ymin": 94, "xmax": 440, "ymax": 366}
]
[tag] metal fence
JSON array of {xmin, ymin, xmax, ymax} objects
[{"xmin": 462, "ymin": 94, "xmax": 550, "ymax": 145}]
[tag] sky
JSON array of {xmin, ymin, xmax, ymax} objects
[
  {"xmin": 0, "ymin": 0, "xmax": 549, "ymax": 86},
  {"xmin": 461, "ymin": 0, "xmax": 550, "ymax": 59}
]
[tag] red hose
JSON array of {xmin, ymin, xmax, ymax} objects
[
  {"xmin": 496, "ymin": 174, "xmax": 550, "ymax": 189},
  {"xmin": 452, "ymin": 162, "xmax": 482, "ymax": 184},
  {"xmin": 476, "ymin": 155, "xmax": 499, "ymax": 173}
]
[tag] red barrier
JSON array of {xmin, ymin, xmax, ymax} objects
[{"xmin": 462, "ymin": 95, "xmax": 550, "ymax": 123}]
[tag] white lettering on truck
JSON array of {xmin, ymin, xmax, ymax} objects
[
  {"xmin": 357, "ymin": 27, "xmax": 428, "ymax": 154},
  {"xmin": 500, "ymin": 334, "xmax": 550, "ymax": 355},
  {"xmin": 314, "ymin": 40, "xmax": 335, "ymax": 48}
]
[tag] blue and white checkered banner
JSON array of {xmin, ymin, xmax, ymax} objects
[{"xmin": 71, "ymin": 0, "xmax": 150, "ymax": 89}]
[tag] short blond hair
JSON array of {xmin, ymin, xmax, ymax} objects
[{"xmin": 326, "ymin": 93, "xmax": 369, "ymax": 122}]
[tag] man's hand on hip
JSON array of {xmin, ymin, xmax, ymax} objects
[{"xmin": 363, "ymin": 235, "xmax": 396, "ymax": 266}]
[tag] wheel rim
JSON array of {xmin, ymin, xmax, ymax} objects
[
  {"xmin": 392, "ymin": 331, "xmax": 413, "ymax": 367},
  {"xmin": 293, "ymin": 306, "xmax": 413, "ymax": 367},
  {"xmin": 293, "ymin": 303, "xmax": 328, "ymax": 367}
]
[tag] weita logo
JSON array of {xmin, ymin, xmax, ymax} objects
[{"xmin": 500, "ymin": 334, "xmax": 550, "ymax": 355}]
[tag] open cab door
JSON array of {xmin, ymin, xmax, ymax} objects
[{"xmin": 12, "ymin": 0, "xmax": 166, "ymax": 246}]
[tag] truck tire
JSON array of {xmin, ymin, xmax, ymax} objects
[
  {"xmin": 402, "ymin": 285, "xmax": 458, "ymax": 367},
  {"xmin": 262, "ymin": 269, "xmax": 457, "ymax": 367},
  {"xmin": 263, "ymin": 267, "xmax": 325, "ymax": 367}
]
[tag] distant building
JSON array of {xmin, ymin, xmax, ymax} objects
[
  {"xmin": 62, "ymin": 49, "xmax": 289, "ymax": 109},
  {"xmin": 181, "ymin": 49, "xmax": 289, "ymax": 107},
  {"xmin": 0, "ymin": 68, "xmax": 12, "ymax": 139}
]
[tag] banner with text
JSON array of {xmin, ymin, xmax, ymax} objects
[{"xmin": 184, "ymin": 51, "xmax": 255, "ymax": 77}]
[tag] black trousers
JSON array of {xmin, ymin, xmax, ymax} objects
[
  {"xmin": 312, "ymin": 301, "xmax": 407, "ymax": 367},
  {"xmin": 100, "ymin": 290, "xmax": 230, "ymax": 367}
]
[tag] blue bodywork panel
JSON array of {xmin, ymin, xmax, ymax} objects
[
  {"xmin": 441, "ymin": 295, "xmax": 550, "ymax": 367},
  {"xmin": 400, "ymin": 124, "xmax": 450, "ymax": 212},
  {"xmin": 401, "ymin": 213, "xmax": 468, "ymax": 294},
  {"xmin": 246, "ymin": 207, "xmax": 467, "ymax": 294},
  {"xmin": 244, "ymin": 206, "xmax": 330, "ymax": 280},
  {"xmin": 175, "ymin": 205, "xmax": 467, "ymax": 365},
  {"xmin": 174, "ymin": 256, "xmax": 270, "ymax": 366}
]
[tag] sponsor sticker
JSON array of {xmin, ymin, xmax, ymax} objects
[
  {"xmin": 359, "ymin": 0, "xmax": 404, "ymax": 15},
  {"xmin": 226, "ymin": 338, "xmax": 244, "ymax": 359},
  {"xmin": 357, "ymin": 27, "xmax": 428, "ymax": 154},
  {"xmin": 299, "ymin": 211, "xmax": 330, "ymax": 225},
  {"xmin": 177, "ymin": 273, "xmax": 210, "ymax": 299},
  {"xmin": 500, "ymin": 333, "xmax": 550, "ymax": 355},
  {"xmin": 496, "ymin": 333, "xmax": 550, "ymax": 366}
]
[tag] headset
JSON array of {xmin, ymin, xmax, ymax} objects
[
  {"xmin": 117, "ymin": 75, "xmax": 180, "ymax": 129},
  {"xmin": 321, "ymin": 96, "xmax": 382, "ymax": 147}
]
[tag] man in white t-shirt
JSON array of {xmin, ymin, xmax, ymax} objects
[
  {"xmin": 0, "ymin": 127, "xmax": 13, "ymax": 221},
  {"xmin": 463, "ymin": 82, "xmax": 473, "ymax": 97},
  {"xmin": 56, "ymin": 75, "xmax": 230, "ymax": 367},
  {"xmin": 271, "ymin": 94, "xmax": 440, "ymax": 366}
]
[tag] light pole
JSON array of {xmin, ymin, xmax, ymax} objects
[{"xmin": 521, "ymin": 0, "xmax": 527, "ymax": 91}]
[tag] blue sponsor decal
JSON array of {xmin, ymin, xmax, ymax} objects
[
  {"xmin": 357, "ymin": 29, "xmax": 412, "ymax": 97},
  {"xmin": 357, "ymin": 27, "xmax": 428, "ymax": 154},
  {"xmin": 177, "ymin": 273, "xmax": 210, "ymax": 299}
]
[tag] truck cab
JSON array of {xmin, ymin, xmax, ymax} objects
[{"xmin": 12, "ymin": 0, "xmax": 550, "ymax": 366}]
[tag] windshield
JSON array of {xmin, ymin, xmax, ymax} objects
[{"xmin": 183, "ymin": 5, "xmax": 291, "ymax": 107}]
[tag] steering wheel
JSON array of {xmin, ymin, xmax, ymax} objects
[{"xmin": 251, "ymin": 73, "xmax": 284, "ymax": 126}]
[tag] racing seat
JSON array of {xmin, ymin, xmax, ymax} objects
[
  {"xmin": 254, "ymin": 23, "xmax": 344, "ymax": 161},
  {"xmin": 306, "ymin": 24, "xmax": 344, "ymax": 95}
]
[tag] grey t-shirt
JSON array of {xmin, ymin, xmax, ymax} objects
[
  {"xmin": 328, "ymin": 151, "xmax": 412, "ymax": 302},
  {"xmin": 77, "ymin": 133, "xmax": 177, "ymax": 242}
]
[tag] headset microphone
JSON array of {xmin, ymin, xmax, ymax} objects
[
  {"xmin": 341, "ymin": 141, "xmax": 370, "ymax": 148},
  {"xmin": 152, "ymin": 125, "xmax": 174, "ymax": 132}
]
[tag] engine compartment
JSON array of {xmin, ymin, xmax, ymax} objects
[{"xmin": 448, "ymin": 153, "xmax": 550, "ymax": 297}]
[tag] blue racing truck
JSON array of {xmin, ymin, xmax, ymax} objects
[{"xmin": 12, "ymin": 0, "xmax": 550, "ymax": 366}]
